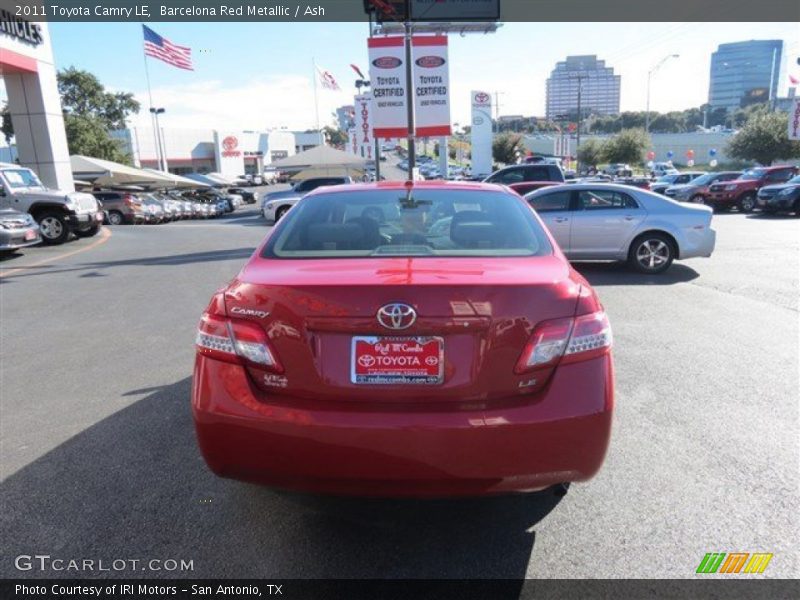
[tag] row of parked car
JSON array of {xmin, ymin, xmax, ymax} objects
[
  {"xmin": 653, "ymin": 165, "xmax": 800, "ymax": 214},
  {"xmin": 0, "ymin": 159, "xmax": 265, "ymax": 256},
  {"xmin": 91, "ymin": 186, "xmax": 257, "ymax": 226},
  {"xmin": 257, "ymin": 161, "xmax": 800, "ymax": 235}
]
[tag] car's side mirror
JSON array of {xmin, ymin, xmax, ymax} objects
[{"xmin": 0, "ymin": 187, "xmax": 6, "ymax": 197}]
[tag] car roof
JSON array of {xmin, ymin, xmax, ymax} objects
[
  {"xmin": 305, "ymin": 180, "xmax": 505, "ymax": 196},
  {"xmin": 526, "ymin": 182, "xmax": 646, "ymax": 195},
  {"xmin": 758, "ymin": 165, "xmax": 798, "ymax": 171}
]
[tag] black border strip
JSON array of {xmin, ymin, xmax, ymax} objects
[{"xmin": 2, "ymin": 579, "xmax": 800, "ymax": 600}]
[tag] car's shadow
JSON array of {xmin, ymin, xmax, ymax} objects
[
  {"xmin": 746, "ymin": 212, "xmax": 798, "ymax": 220},
  {"xmin": 573, "ymin": 261, "xmax": 700, "ymax": 286},
  {"xmin": 1, "ymin": 378, "xmax": 563, "ymax": 581}
]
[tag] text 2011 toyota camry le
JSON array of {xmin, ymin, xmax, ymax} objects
[{"xmin": 192, "ymin": 181, "xmax": 614, "ymax": 497}]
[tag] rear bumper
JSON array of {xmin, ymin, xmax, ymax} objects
[
  {"xmin": 191, "ymin": 355, "xmax": 614, "ymax": 497},
  {"xmin": 679, "ymin": 227, "xmax": 716, "ymax": 259}
]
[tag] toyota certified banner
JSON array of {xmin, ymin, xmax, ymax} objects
[
  {"xmin": 368, "ymin": 35, "xmax": 451, "ymax": 139},
  {"xmin": 412, "ymin": 36, "xmax": 451, "ymax": 137},
  {"xmin": 368, "ymin": 36, "xmax": 408, "ymax": 139},
  {"xmin": 470, "ymin": 90, "xmax": 493, "ymax": 178},
  {"xmin": 354, "ymin": 92, "xmax": 374, "ymax": 159}
]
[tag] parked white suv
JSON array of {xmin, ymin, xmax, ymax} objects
[{"xmin": 0, "ymin": 163, "xmax": 103, "ymax": 244}]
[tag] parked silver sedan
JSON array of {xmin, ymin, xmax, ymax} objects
[
  {"xmin": 525, "ymin": 183, "xmax": 716, "ymax": 274},
  {"xmin": 0, "ymin": 208, "xmax": 41, "ymax": 255}
]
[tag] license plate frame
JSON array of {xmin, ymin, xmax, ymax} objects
[{"xmin": 351, "ymin": 336, "xmax": 444, "ymax": 385}]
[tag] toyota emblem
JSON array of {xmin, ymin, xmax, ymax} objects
[{"xmin": 377, "ymin": 303, "xmax": 416, "ymax": 330}]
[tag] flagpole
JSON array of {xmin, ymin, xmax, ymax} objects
[
  {"xmin": 312, "ymin": 57, "xmax": 321, "ymax": 133},
  {"xmin": 142, "ymin": 46, "xmax": 164, "ymax": 171}
]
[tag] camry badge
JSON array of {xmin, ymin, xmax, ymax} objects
[
  {"xmin": 231, "ymin": 306, "xmax": 269, "ymax": 318},
  {"xmin": 377, "ymin": 303, "xmax": 416, "ymax": 330}
]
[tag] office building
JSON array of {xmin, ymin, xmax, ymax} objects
[
  {"xmin": 708, "ymin": 40, "xmax": 784, "ymax": 111},
  {"xmin": 545, "ymin": 55, "xmax": 621, "ymax": 120}
]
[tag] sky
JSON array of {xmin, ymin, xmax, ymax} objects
[{"xmin": 14, "ymin": 22, "xmax": 800, "ymax": 132}]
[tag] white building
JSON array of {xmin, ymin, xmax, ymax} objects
[
  {"xmin": 112, "ymin": 127, "xmax": 300, "ymax": 179},
  {"xmin": 292, "ymin": 131, "xmax": 324, "ymax": 153},
  {"xmin": 1, "ymin": 16, "xmax": 72, "ymax": 190}
]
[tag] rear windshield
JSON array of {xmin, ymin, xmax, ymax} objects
[
  {"xmin": 740, "ymin": 169, "xmax": 766, "ymax": 180},
  {"xmin": 264, "ymin": 188, "xmax": 552, "ymax": 258}
]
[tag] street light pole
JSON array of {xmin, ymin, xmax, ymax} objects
[
  {"xmin": 568, "ymin": 72, "xmax": 588, "ymax": 172},
  {"xmin": 646, "ymin": 54, "xmax": 679, "ymax": 133},
  {"xmin": 149, "ymin": 107, "xmax": 166, "ymax": 171}
]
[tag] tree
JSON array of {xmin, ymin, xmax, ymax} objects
[
  {"xmin": 1, "ymin": 103, "xmax": 13, "ymax": 145},
  {"xmin": 58, "ymin": 67, "xmax": 139, "ymax": 130},
  {"xmin": 726, "ymin": 111, "xmax": 800, "ymax": 166},
  {"xmin": 53, "ymin": 67, "xmax": 139, "ymax": 162},
  {"xmin": 322, "ymin": 125, "xmax": 348, "ymax": 148},
  {"xmin": 601, "ymin": 128, "xmax": 650, "ymax": 165},
  {"xmin": 577, "ymin": 138, "xmax": 604, "ymax": 168},
  {"xmin": 64, "ymin": 114, "xmax": 131, "ymax": 163},
  {"xmin": 492, "ymin": 133, "xmax": 523, "ymax": 165}
]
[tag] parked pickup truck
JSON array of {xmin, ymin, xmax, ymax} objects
[
  {"xmin": 0, "ymin": 163, "xmax": 103, "ymax": 244},
  {"xmin": 705, "ymin": 165, "xmax": 798, "ymax": 212}
]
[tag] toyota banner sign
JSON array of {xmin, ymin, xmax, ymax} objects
[
  {"xmin": 368, "ymin": 35, "xmax": 451, "ymax": 139},
  {"xmin": 213, "ymin": 130, "xmax": 245, "ymax": 180},
  {"xmin": 368, "ymin": 36, "xmax": 408, "ymax": 139},
  {"xmin": 354, "ymin": 92, "xmax": 374, "ymax": 159},
  {"xmin": 412, "ymin": 36, "xmax": 451, "ymax": 137},
  {"xmin": 789, "ymin": 98, "xmax": 800, "ymax": 140},
  {"xmin": 471, "ymin": 90, "xmax": 493, "ymax": 178}
]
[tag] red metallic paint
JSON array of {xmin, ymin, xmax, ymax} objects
[{"xmin": 191, "ymin": 182, "xmax": 614, "ymax": 496}]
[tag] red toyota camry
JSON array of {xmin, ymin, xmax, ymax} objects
[{"xmin": 192, "ymin": 181, "xmax": 614, "ymax": 497}]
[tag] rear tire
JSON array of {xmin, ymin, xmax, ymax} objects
[
  {"xmin": 628, "ymin": 232, "xmax": 675, "ymax": 274},
  {"xmin": 74, "ymin": 222, "xmax": 100, "ymax": 238},
  {"xmin": 738, "ymin": 192, "xmax": 756, "ymax": 213},
  {"xmin": 275, "ymin": 205, "xmax": 290, "ymax": 221},
  {"xmin": 37, "ymin": 211, "xmax": 70, "ymax": 245},
  {"xmin": 108, "ymin": 211, "xmax": 124, "ymax": 226}
]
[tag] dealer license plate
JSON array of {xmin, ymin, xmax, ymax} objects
[{"xmin": 351, "ymin": 336, "xmax": 444, "ymax": 385}]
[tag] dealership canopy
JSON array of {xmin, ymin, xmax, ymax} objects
[
  {"xmin": 183, "ymin": 173, "xmax": 228, "ymax": 187},
  {"xmin": 290, "ymin": 166, "xmax": 366, "ymax": 180},
  {"xmin": 269, "ymin": 145, "xmax": 367, "ymax": 170},
  {"xmin": 142, "ymin": 169, "xmax": 209, "ymax": 189},
  {"xmin": 70, "ymin": 155, "xmax": 176, "ymax": 187}
]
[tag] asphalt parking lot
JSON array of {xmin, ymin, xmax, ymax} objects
[{"xmin": 0, "ymin": 206, "xmax": 797, "ymax": 579}]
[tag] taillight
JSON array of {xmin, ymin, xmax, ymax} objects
[
  {"xmin": 195, "ymin": 308, "xmax": 282, "ymax": 372},
  {"xmin": 515, "ymin": 311, "xmax": 612, "ymax": 373}
]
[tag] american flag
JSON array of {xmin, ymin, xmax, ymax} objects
[
  {"xmin": 316, "ymin": 66, "xmax": 340, "ymax": 91},
  {"xmin": 143, "ymin": 25, "xmax": 193, "ymax": 71}
]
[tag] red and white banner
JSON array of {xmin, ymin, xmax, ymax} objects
[
  {"xmin": 789, "ymin": 98, "xmax": 800, "ymax": 141},
  {"xmin": 368, "ymin": 36, "xmax": 407, "ymax": 139},
  {"xmin": 354, "ymin": 93, "xmax": 374, "ymax": 159},
  {"xmin": 412, "ymin": 36, "xmax": 451, "ymax": 137}
]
